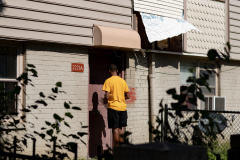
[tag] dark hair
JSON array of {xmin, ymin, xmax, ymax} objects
[{"xmin": 108, "ymin": 64, "xmax": 118, "ymax": 72}]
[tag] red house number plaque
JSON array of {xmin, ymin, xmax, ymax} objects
[{"xmin": 72, "ymin": 63, "xmax": 84, "ymax": 72}]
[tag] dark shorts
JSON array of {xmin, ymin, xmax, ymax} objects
[{"xmin": 108, "ymin": 108, "xmax": 128, "ymax": 128}]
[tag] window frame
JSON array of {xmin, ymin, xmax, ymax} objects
[
  {"xmin": 0, "ymin": 43, "xmax": 24, "ymax": 117},
  {"xmin": 180, "ymin": 59, "xmax": 218, "ymax": 109}
]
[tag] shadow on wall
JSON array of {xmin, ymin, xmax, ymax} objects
[
  {"xmin": 89, "ymin": 92, "xmax": 106, "ymax": 158},
  {"xmin": 155, "ymin": 54, "xmax": 179, "ymax": 72},
  {"xmin": 0, "ymin": 0, "xmax": 6, "ymax": 14}
]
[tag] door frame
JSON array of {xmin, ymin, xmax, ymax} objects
[{"xmin": 87, "ymin": 48, "xmax": 125, "ymax": 157}]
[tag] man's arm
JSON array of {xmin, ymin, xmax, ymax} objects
[
  {"xmin": 103, "ymin": 91, "xmax": 109, "ymax": 104},
  {"xmin": 125, "ymin": 92, "xmax": 130, "ymax": 100}
]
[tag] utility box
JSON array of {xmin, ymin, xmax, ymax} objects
[
  {"xmin": 114, "ymin": 142, "xmax": 207, "ymax": 160},
  {"xmin": 228, "ymin": 134, "xmax": 240, "ymax": 160}
]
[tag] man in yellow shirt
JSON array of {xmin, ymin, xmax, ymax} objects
[{"xmin": 102, "ymin": 64, "xmax": 130, "ymax": 147}]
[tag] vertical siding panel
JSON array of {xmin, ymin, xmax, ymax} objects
[
  {"xmin": 229, "ymin": 0, "xmax": 240, "ymax": 53},
  {"xmin": 133, "ymin": 0, "xmax": 184, "ymax": 19},
  {"xmin": 0, "ymin": 0, "xmax": 132, "ymax": 45},
  {"xmin": 186, "ymin": 0, "xmax": 225, "ymax": 54}
]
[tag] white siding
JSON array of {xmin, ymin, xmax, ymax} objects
[
  {"xmin": 229, "ymin": 0, "xmax": 240, "ymax": 54},
  {"xmin": 0, "ymin": 0, "xmax": 132, "ymax": 46},
  {"xmin": 133, "ymin": 0, "xmax": 183, "ymax": 19},
  {"xmin": 186, "ymin": 0, "xmax": 225, "ymax": 54}
]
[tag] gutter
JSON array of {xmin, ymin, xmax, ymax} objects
[{"xmin": 148, "ymin": 52, "xmax": 156, "ymax": 142}]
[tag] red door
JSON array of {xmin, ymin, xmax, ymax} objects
[{"xmin": 88, "ymin": 51, "xmax": 123, "ymax": 157}]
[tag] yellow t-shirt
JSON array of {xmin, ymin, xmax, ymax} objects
[{"xmin": 102, "ymin": 76, "xmax": 129, "ymax": 111}]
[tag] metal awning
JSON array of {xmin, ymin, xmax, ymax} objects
[
  {"xmin": 94, "ymin": 25, "xmax": 141, "ymax": 50},
  {"xmin": 140, "ymin": 12, "xmax": 202, "ymax": 43}
]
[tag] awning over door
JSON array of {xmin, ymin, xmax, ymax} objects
[
  {"xmin": 140, "ymin": 12, "xmax": 202, "ymax": 43},
  {"xmin": 94, "ymin": 25, "xmax": 141, "ymax": 50}
]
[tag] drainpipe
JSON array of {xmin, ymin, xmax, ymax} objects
[{"xmin": 149, "ymin": 52, "xmax": 156, "ymax": 142}]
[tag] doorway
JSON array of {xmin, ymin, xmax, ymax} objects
[{"xmin": 88, "ymin": 50, "xmax": 124, "ymax": 157}]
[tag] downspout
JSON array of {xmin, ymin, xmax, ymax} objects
[{"xmin": 148, "ymin": 52, "xmax": 156, "ymax": 142}]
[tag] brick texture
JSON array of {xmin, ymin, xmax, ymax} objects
[
  {"xmin": 220, "ymin": 61, "xmax": 240, "ymax": 111},
  {"xmin": 155, "ymin": 54, "xmax": 181, "ymax": 113},
  {"xmin": 125, "ymin": 52, "xmax": 149, "ymax": 144},
  {"xmin": 23, "ymin": 43, "xmax": 89, "ymax": 157}
]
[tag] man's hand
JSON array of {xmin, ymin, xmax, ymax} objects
[
  {"xmin": 104, "ymin": 91, "xmax": 109, "ymax": 104},
  {"xmin": 125, "ymin": 92, "xmax": 130, "ymax": 100},
  {"xmin": 103, "ymin": 97, "xmax": 108, "ymax": 104}
]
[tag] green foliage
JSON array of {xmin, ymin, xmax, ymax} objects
[
  {"xmin": 207, "ymin": 141, "xmax": 230, "ymax": 160},
  {"xmin": 149, "ymin": 43, "xmax": 231, "ymax": 158}
]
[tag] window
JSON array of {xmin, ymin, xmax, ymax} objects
[
  {"xmin": 0, "ymin": 45, "xmax": 20, "ymax": 114},
  {"xmin": 199, "ymin": 63, "xmax": 215, "ymax": 96},
  {"xmin": 180, "ymin": 61, "xmax": 216, "ymax": 95},
  {"xmin": 180, "ymin": 61, "xmax": 217, "ymax": 110},
  {"xmin": 180, "ymin": 61, "xmax": 196, "ymax": 86}
]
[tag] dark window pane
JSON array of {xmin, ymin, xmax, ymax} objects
[
  {"xmin": 0, "ymin": 46, "xmax": 17, "ymax": 79},
  {"xmin": 0, "ymin": 82, "xmax": 17, "ymax": 114},
  {"xmin": 200, "ymin": 70, "xmax": 215, "ymax": 86},
  {"xmin": 199, "ymin": 86, "xmax": 215, "ymax": 96}
]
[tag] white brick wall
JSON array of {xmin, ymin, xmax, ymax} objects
[
  {"xmin": 155, "ymin": 54, "xmax": 181, "ymax": 111},
  {"xmin": 24, "ymin": 43, "xmax": 89, "ymax": 157},
  {"xmin": 125, "ymin": 52, "xmax": 149, "ymax": 144},
  {"xmin": 220, "ymin": 61, "xmax": 240, "ymax": 111}
]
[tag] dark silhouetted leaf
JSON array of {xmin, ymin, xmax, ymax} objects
[
  {"xmin": 13, "ymin": 86, "xmax": 21, "ymax": 95},
  {"xmin": 29, "ymin": 69, "xmax": 38, "ymax": 77},
  {"xmin": 45, "ymin": 144, "xmax": 51, "ymax": 148},
  {"xmin": 62, "ymin": 134, "xmax": 69, "ymax": 138},
  {"xmin": 50, "ymin": 136, "xmax": 57, "ymax": 142},
  {"xmin": 21, "ymin": 108, "xmax": 31, "ymax": 112},
  {"xmin": 166, "ymin": 88, "xmax": 176, "ymax": 95},
  {"xmin": 48, "ymin": 96, "xmax": 55, "ymax": 101},
  {"xmin": 39, "ymin": 92, "xmax": 45, "ymax": 98},
  {"xmin": 39, "ymin": 133, "xmax": 46, "ymax": 139},
  {"xmin": 35, "ymin": 100, "xmax": 47, "ymax": 106},
  {"xmin": 180, "ymin": 86, "xmax": 188, "ymax": 93},
  {"xmin": 30, "ymin": 105, "xmax": 38, "ymax": 109},
  {"xmin": 193, "ymin": 112, "xmax": 199, "ymax": 120},
  {"xmin": 45, "ymin": 121, "xmax": 51, "ymax": 126},
  {"xmin": 21, "ymin": 115, "xmax": 26, "ymax": 120},
  {"xmin": 27, "ymin": 64, "xmax": 36, "ymax": 68},
  {"xmin": 64, "ymin": 121, "xmax": 71, "ymax": 128},
  {"xmin": 64, "ymin": 102, "xmax": 70, "ymax": 109},
  {"xmin": 196, "ymin": 91, "xmax": 204, "ymax": 101},
  {"xmin": 72, "ymin": 107, "xmax": 81, "ymax": 110},
  {"xmin": 77, "ymin": 132, "xmax": 88, "ymax": 137},
  {"xmin": 227, "ymin": 42, "xmax": 231, "ymax": 51},
  {"xmin": 52, "ymin": 87, "xmax": 58, "ymax": 93},
  {"xmin": 207, "ymin": 49, "xmax": 218, "ymax": 61},
  {"xmin": 46, "ymin": 129, "xmax": 53, "ymax": 136},
  {"xmin": 56, "ymin": 82, "xmax": 62, "ymax": 87},
  {"xmin": 22, "ymin": 138, "xmax": 27, "ymax": 147},
  {"xmin": 65, "ymin": 112, "xmax": 73, "ymax": 119},
  {"xmin": 69, "ymin": 134, "xmax": 79, "ymax": 139},
  {"xmin": 53, "ymin": 114, "xmax": 62, "ymax": 121}
]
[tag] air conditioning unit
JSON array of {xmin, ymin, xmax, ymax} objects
[{"xmin": 200, "ymin": 97, "xmax": 226, "ymax": 111}]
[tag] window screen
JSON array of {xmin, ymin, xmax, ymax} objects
[{"xmin": 180, "ymin": 61, "xmax": 196, "ymax": 85}]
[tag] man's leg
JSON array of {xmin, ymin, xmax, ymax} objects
[
  {"xmin": 112, "ymin": 128, "xmax": 119, "ymax": 147},
  {"xmin": 112, "ymin": 127, "xmax": 124, "ymax": 147},
  {"xmin": 118, "ymin": 127, "xmax": 124, "ymax": 144}
]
